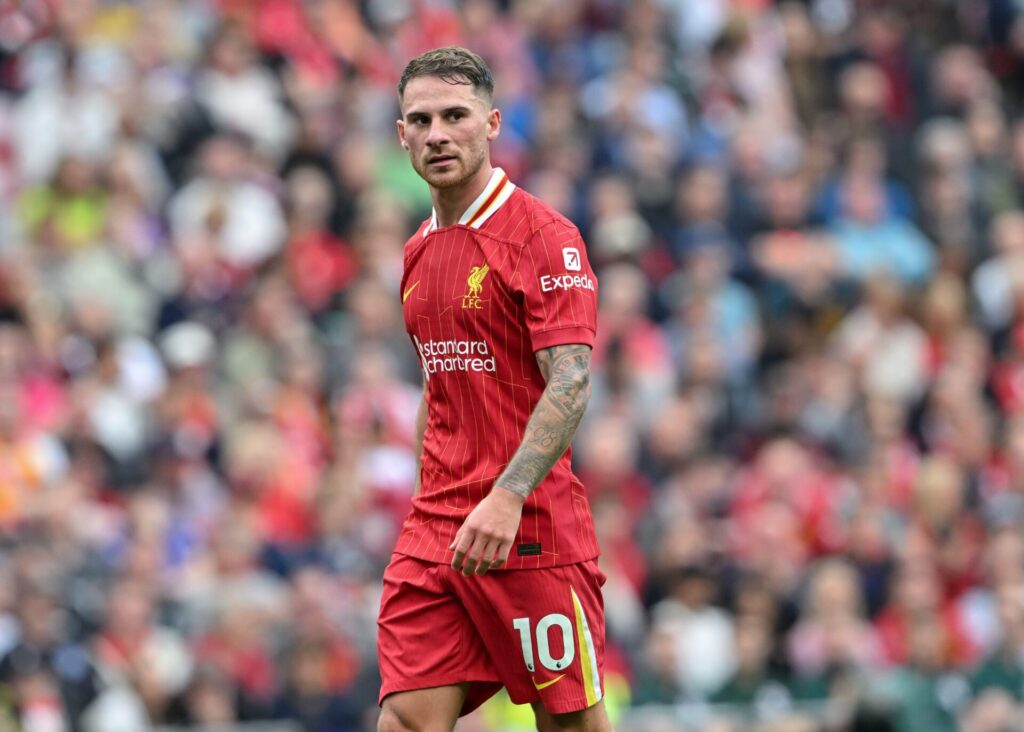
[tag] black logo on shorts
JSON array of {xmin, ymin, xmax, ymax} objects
[{"xmin": 517, "ymin": 543, "xmax": 542, "ymax": 556}]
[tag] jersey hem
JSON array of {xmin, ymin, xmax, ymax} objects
[{"xmin": 391, "ymin": 547, "xmax": 601, "ymax": 570}]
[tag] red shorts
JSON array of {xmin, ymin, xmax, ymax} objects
[{"xmin": 377, "ymin": 553, "xmax": 606, "ymax": 716}]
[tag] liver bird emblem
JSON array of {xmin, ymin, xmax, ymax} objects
[{"xmin": 467, "ymin": 264, "xmax": 489, "ymax": 297}]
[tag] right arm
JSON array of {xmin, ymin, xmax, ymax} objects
[{"xmin": 412, "ymin": 390, "xmax": 428, "ymax": 496}]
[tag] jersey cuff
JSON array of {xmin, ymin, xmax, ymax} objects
[{"xmin": 530, "ymin": 325, "xmax": 596, "ymax": 352}]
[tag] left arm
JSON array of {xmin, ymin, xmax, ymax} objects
[
  {"xmin": 449, "ymin": 343, "xmax": 592, "ymax": 576},
  {"xmin": 494, "ymin": 343, "xmax": 592, "ymax": 499}
]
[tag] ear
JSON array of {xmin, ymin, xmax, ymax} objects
[
  {"xmin": 396, "ymin": 119, "xmax": 409, "ymax": 150},
  {"xmin": 486, "ymin": 107, "xmax": 501, "ymax": 143}
]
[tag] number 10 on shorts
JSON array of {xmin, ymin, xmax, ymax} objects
[{"xmin": 512, "ymin": 614, "xmax": 575, "ymax": 673}]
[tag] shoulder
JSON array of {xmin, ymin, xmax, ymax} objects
[
  {"xmin": 508, "ymin": 188, "xmax": 582, "ymax": 244},
  {"xmin": 518, "ymin": 188, "xmax": 579, "ymax": 233},
  {"xmin": 404, "ymin": 217, "xmax": 433, "ymax": 252}
]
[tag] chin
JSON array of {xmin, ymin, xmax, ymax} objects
[{"xmin": 422, "ymin": 167, "xmax": 469, "ymax": 189}]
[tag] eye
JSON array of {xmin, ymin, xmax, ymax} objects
[{"xmin": 447, "ymin": 110, "xmax": 465, "ymax": 121}]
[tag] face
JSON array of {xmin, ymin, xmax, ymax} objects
[{"xmin": 398, "ymin": 75, "xmax": 500, "ymax": 190}]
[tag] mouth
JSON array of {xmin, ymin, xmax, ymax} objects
[{"xmin": 427, "ymin": 155, "xmax": 457, "ymax": 167}]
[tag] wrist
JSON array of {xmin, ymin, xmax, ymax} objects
[{"xmin": 493, "ymin": 484, "xmax": 528, "ymax": 505}]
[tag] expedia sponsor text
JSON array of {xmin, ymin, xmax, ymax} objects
[{"xmin": 540, "ymin": 273, "xmax": 596, "ymax": 293}]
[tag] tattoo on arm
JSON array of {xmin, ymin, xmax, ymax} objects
[{"xmin": 495, "ymin": 344, "xmax": 591, "ymax": 500}]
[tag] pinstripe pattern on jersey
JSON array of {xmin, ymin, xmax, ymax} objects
[{"xmin": 396, "ymin": 180, "xmax": 600, "ymax": 569}]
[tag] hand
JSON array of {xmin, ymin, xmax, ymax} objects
[{"xmin": 449, "ymin": 487, "xmax": 524, "ymax": 576}]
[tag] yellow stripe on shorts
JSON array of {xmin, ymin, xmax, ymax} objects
[{"xmin": 570, "ymin": 586, "xmax": 602, "ymax": 706}]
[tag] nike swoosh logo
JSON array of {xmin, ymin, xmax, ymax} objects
[
  {"xmin": 402, "ymin": 281, "xmax": 420, "ymax": 302},
  {"xmin": 532, "ymin": 674, "xmax": 566, "ymax": 691}
]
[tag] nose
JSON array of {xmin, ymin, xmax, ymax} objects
[{"xmin": 425, "ymin": 119, "xmax": 450, "ymax": 148}]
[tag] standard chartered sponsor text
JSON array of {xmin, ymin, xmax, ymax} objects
[{"xmin": 413, "ymin": 335, "xmax": 497, "ymax": 378}]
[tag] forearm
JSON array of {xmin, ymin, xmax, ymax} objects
[
  {"xmin": 412, "ymin": 392, "xmax": 428, "ymax": 496},
  {"xmin": 494, "ymin": 344, "xmax": 591, "ymax": 501}
]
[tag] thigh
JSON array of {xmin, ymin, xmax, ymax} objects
[
  {"xmin": 377, "ymin": 554, "xmax": 502, "ymax": 716},
  {"xmin": 449, "ymin": 560, "xmax": 607, "ymax": 715}
]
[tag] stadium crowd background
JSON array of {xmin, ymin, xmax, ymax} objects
[{"xmin": 0, "ymin": 0, "xmax": 1024, "ymax": 730}]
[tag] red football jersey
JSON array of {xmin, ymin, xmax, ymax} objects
[{"xmin": 394, "ymin": 168, "xmax": 600, "ymax": 569}]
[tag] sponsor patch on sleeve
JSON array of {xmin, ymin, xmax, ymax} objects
[{"xmin": 540, "ymin": 273, "xmax": 596, "ymax": 293}]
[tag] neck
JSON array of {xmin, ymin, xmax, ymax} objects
[{"xmin": 432, "ymin": 163, "xmax": 494, "ymax": 227}]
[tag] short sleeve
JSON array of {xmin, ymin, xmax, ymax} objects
[{"xmin": 517, "ymin": 221, "xmax": 598, "ymax": 352}]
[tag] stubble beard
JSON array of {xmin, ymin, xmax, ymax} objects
[{"xmin": 415, "ymin": 146, "xmax": 486, "ymax": 190}]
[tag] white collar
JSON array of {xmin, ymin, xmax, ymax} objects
[{"xmin": 424, "ymin": 167, "xmax": 516, "ymax": 236}]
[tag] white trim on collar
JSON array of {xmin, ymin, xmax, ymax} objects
[{"xmin": 423, "ymin": 167, "xmax": 516, "ymax": 237}]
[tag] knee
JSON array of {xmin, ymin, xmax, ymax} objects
[
  {"xmin": 377, "ymin": 706, "xmax": 416, "ymax": 732},
  {"xmin": 378, "ymin": 705, "xmax": 453, "ymax": 732}
]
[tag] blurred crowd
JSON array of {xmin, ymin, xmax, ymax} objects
[{"xmin": 1, "ymin": 0, "xmax": 1024, "ymax": 731}]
